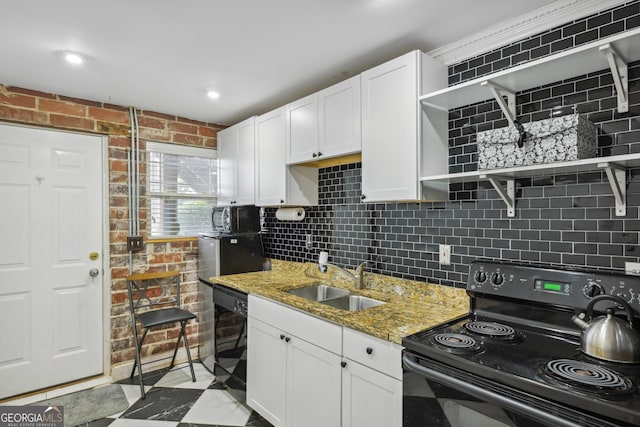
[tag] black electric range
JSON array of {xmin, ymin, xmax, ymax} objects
[{"xmin": 403, "ymin": 261, "xmax": 640, "ymax": 427}]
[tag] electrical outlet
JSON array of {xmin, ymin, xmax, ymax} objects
[
  {"xmin": 439, "ymin": 244, "xmax": 451, "ymax": 265},
  {"xmin": 127, "ymin": 236, "xmax": 144, "ymax": 251},
  {"xmin": 626, "ymin": 262, "xmax": 640, "ymax": 276}
]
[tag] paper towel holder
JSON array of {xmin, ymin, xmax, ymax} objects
[{"xmin": 275, "ymin": 207, "xmax": 306, "ymax": 221}]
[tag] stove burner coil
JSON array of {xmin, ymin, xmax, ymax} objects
[
  {"xmin": 544, "ymin": 359, "xmax": 633, "ymax": 393},
  {"xmin": 464, "ymin": 321, "xmax": 516, "ymax": 339},
  {"xmin": 431, "ymin": 333, "xmax": 480, "ymax": 353}
]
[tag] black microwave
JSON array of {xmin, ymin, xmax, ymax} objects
[{"xmin": 211, "ymin": 206, "xmax": 261, "ymax": 234}]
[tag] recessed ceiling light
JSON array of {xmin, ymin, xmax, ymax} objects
[
  {"xmin": 64, "ymin": 52, "xmax": 84, "ymax": 65},
  {"xmin": 207, "ymin": 90, "xmax": 220, "ymax": 100}
]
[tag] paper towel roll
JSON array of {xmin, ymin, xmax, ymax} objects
[{"xmin": 275, "ymin": 207, "xmax": 306, "ymax": 221}]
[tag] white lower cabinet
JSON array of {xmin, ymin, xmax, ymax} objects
[
  {"xmin": 341, "ymin": 359, "xmax": 402, "ymax": 427},
  {"xmin": 287, "ymin": 333, "xmax": 342, "ymax": 427},
  {"xmin": 342, "ymin": 328, "xmax": 403, "ymax": 427},
  {"xmin": 248, "ymin": 296, "xmax": 403, "ymax": 427},
  {"xmin": 246, "ymin": 317, "xmax": 287, "ymax": 425},
  {"xmin": 247, "ymin": 296, "xmax": 342, "ymax": 427}
]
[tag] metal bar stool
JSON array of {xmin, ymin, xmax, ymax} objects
[{"xmin": 126, "ymin": 270, "xmax": 196, "ymax": 398}]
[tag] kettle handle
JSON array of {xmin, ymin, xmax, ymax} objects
[{"xmin": 586, "ymin": 294, "xmax": 635, "ymax": 324}]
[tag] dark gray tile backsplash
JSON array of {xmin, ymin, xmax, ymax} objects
[
  {"xmin": 448, "ymin": 1, "xmax": 640, "ymax": 86},
  {"xmin": 262, "ymin": 0, "xmax": 640, "ymax": 288}
]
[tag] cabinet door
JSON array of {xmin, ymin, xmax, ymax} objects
[
  {"xmin": 255, "ymin": 107, "xmax": 286, "ymax": 206},
  {"xmin": 235, "ymin": 117, "xmax": 256, "ymax": 205},
  {"xmin": 319, "ymin": 75, "xmax": 361, "ymax": 158},
  {"xmin": 342, "ymin": 360, "xmax": 402, "ymax": 427},
  {"xmin": 287, "ymin": 336, "xmax": 342, "ymax": 427},
  {"xmin": 247, "ymin": 317, "xmax": 287, "ymax": 427},
  {"xmin": 361, "ymin": 51, "xmax": 419, "ymax": 202},
  {"xmin": 285, "ymin": 93, "xmax": 319, "ymax": 164},
  {"xmin": 216, "ymin": 126, "xmax": 236, "ymax": 206}
]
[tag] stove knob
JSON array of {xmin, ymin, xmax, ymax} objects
[
  {"xmin": 474, "ymin": 271, "xmax": 487, "ymax": 283},
  {"xmin": 490, "ymin": 273, "xmax": 504, "ymax": 286},
  {"xmin": 582, "ymin": 283, "xmax": 604, "ymax": 299}
]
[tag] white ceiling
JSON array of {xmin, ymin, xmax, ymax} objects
[{"xmin": 0, "ymin": 0, "xmax": 562, "ymax": 125}]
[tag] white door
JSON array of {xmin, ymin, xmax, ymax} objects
[{"xmin": 0, "ymin": 123, "xmax": 104, "ymax": 399}]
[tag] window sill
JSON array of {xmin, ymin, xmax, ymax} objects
[{"xmin": 147, "ymin": 236, "xmax": 199, "ymax": 244}]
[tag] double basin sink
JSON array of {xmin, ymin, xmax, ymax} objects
[{"xmin": 286, "ymin": 283, "xmax": 385, "ymax": 311}]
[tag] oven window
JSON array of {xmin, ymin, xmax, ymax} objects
[{"xmin": 403, "ymin": 371, "xmax": 547, "ymax": 427}]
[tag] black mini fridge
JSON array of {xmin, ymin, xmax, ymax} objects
[{"xmin": 196, "ymin": 231, "xmax": 264, "ymax": 401}]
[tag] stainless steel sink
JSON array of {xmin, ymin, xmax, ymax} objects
[
  {"xmin": 320, "ymin": 295, "xmax": 385, "ymax": 311},
  {"xmin": 285, "ymin": 283, "xmax": 350, "ymax": 301}
]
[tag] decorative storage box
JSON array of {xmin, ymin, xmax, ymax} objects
[{"xmin": 477, "ymin": 113, "xmax": 597, "ymax": 170}]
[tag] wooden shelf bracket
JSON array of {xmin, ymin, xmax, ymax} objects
[
  {"xmin": 482, "ymin": 174, "xmax": 516, "ymax": 217},
  {"xmin": 598, "ymin": 162, "xmax": 627, "ymax": 216},
  {"xmin": 600, "ymin": 43, "xmax": 629, "ymax": 113},
  {"xmin": 481, "ymin": 80, "xmax": 516, "ymax": 127}
]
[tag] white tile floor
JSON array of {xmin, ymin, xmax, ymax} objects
[
  {"xmin": 77, "ymin": 362, "xmax": 271, "ymax": 427},
  {"xmin": 181, "ymin": 389, "xmax": 253, "ymax": 425}
]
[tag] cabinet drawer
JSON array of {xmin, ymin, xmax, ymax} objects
[
  {"xmin": 343, "ymin": 328, "xmax": 402, "ymax": 379},
  {"xmin": 249, "ymin": 295, "xmax": 342, "ymax": 355}
]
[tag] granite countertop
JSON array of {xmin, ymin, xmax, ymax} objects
[{"xmin": 210, "ymin": 260, "xmax": 470, "ymax": 344}]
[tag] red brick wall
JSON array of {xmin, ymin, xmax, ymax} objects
[{"xmin": 0, "ymin": 84, "xmax": 224, "ymax": 372}]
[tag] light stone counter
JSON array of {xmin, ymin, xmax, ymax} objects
[{"xmin": 210, "ymin": 260, "xmax": 470, "ymax": 344}]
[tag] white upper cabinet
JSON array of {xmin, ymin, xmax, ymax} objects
[
  {"xmin": 285, "ymin": 94, "xmax": 319, "ymax": 164},
  {"xmin": 361, "ymin": 50, "xmax": 447, "ymax": 203},
  {"xmin": 235, "ymin": 118, "xmax": 257, "ymax": 205},
  {"xmin": 216, "ymin": 126, "xmax": 235, "ymax": 206},
  {"xmin": 255, "ymin": 107, "xmax": 287, "ymax": 206},
  {"xmin": 255, "ymin": 107, "xmax": 318, "ymax": 207},
  {"xmin": 217, "ymin": 116, "xmax": 256, "ymax": 206},
  {"xmin": 285, "ymin": 75, "xmax": 361, "ymax": 165},
  {"xmin": 319, "ymin": 75, "xmax": 361, "ymax": 158}
]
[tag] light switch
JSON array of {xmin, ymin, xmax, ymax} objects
[{"xmin": 439, "ymin": 244, "xmax": 451, "ymax": 265}]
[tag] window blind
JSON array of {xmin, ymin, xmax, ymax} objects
[{"xmin": 146, "ymin": 142, "xmax": 217, "ymax": 237}]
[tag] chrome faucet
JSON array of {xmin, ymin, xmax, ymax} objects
[{"xmin": 318, "ymin": 259, "xmax": 367, "ymax": 289}]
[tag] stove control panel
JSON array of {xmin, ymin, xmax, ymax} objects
[{"xmin": 469, "ymin": 261, "xmax": 640, "ymax": 314}]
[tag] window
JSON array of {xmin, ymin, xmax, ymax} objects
[{"xmin": 147, "ymin": 142, "xmax": 216, "ymax": 237}]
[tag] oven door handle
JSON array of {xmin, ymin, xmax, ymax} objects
[{"xmin": 402, "ymin": 353, "xmax": 583, "ymax": 427}]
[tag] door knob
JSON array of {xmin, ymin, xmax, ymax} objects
[{"xmin": 89, "ymin": 268, "xmax": 100, "ymax": 277}]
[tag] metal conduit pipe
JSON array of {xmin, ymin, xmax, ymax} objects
[
  {"xmin": 133, "ymin": 109, "xmax": 140, "ymax": 236},
  {"xmin": 127, "ymin": 106, "xmax": 142, "ymax": 272}
]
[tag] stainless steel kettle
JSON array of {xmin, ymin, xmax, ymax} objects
[{"xmin": 572, "ymin": 294, "xmax": 640, "ymax": 364}]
